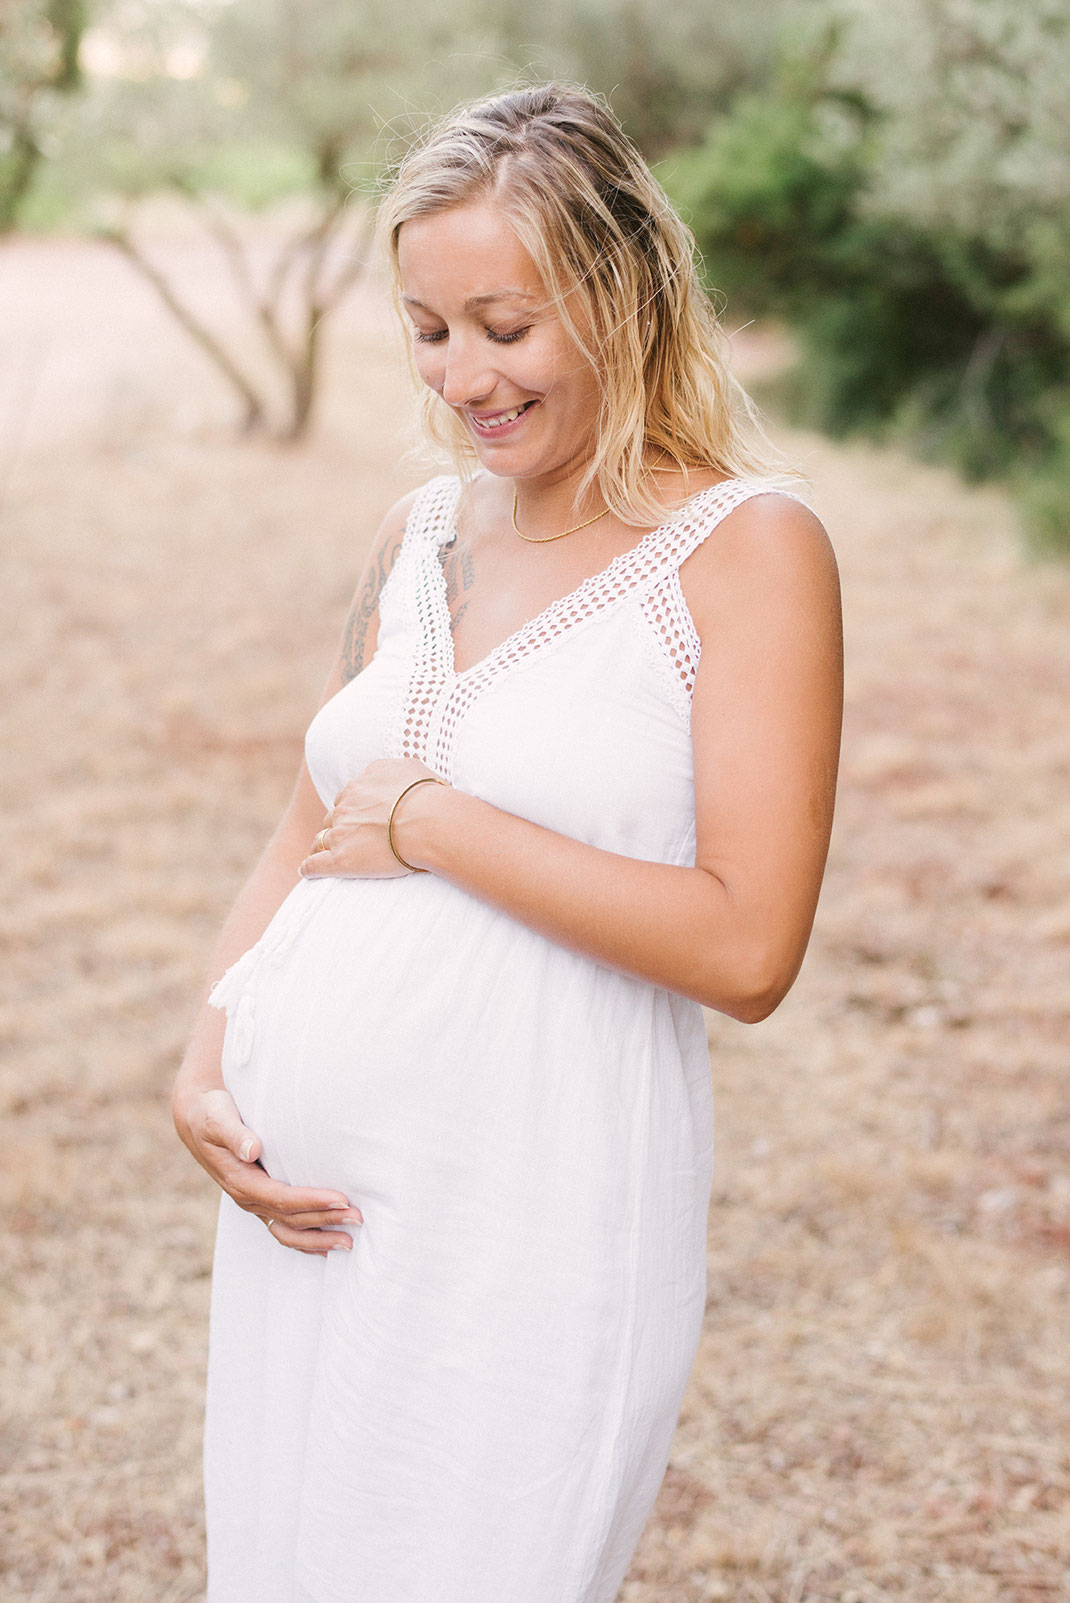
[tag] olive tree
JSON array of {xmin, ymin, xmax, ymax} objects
[
  {"xmin": 56, "ymin": 0, "xmax": 803, "ymax": 439},
  {"xmin": 83, "ymin": 0, "xmax": 488, "ymax": 438},
  {"xmin": 0, "ymin": 0, "xmax": 87, "ymax": 231}
]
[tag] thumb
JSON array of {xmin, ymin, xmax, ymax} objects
[
  {"xmin": 202, "ymin": 1087, "xmax": 262, "ymax": 1165},
  {"xmin": 237, "ymin": 1128, "xmax": 263, "ymax": 1164}
]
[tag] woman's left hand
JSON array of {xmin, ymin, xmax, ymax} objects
[{"xmin": 299, "ymin": 757, "xmax": 444, "ymax": 879}]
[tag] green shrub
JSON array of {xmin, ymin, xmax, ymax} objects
[{"xmin": 667, "ymin": 21, "xmax": 1070, "ymax": 556}]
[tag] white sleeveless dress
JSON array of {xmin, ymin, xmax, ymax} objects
[{"xmin": 205, "ymin": 474, "xmax": 781, "ymax": 1603}]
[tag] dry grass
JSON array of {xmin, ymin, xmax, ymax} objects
[{"xmin": 1, "ymin": 225, "xmax": 1068, "ymax": 1603}]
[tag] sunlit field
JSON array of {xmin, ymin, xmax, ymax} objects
[{"xmin": 2, "ymin": 225, "xmax": 1069, "ymax": 1602}]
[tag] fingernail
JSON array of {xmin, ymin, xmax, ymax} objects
[
  {"xmin": 330, "ymin": 1239, "xmax": 353, "ymax": 1251},
  {"xmin": 341, "ymin": 1210, "xmax": 363, "ymax": 1224},
  {"xmin": 239, "ymin": 1139, "xmax": 255, "ymax": 1161}
]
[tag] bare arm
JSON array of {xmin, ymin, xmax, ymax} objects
[
  {"xmin": 308, "ymin": 494, "xmax": 843, "ymax": 1022},
  {"xmin": 170, "ymin": 489, "xmax": 416, "ymax": 1251}
]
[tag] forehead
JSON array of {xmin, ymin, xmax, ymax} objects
[{"xmin": 397, "ymin": 200, "xmax": 545, "ymax": 308}]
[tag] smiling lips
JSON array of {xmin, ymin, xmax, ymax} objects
[{"xmin": 466, "ymin": 399, "xmax": 537, "ymax": 435}]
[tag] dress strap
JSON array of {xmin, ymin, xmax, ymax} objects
[
  {"xmin": 632, "ymin": 478, "xmax": 812, "ymax": 726},
  {"xmin": 403, "ymin": 473, "xmax": 463, "ymax": 551},
  {"xmin": 378, "ymin": 474, "xmax": 462, "ymax": 637},
  {"xmin": 640, "ymin": 477, "xmax": 811, "ymax": 584},
  {"xmin": 385, "ymin": 476, "xmax": 462, "ymax": 763}
]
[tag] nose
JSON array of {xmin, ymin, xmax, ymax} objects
[{"xmin": 439, "ymin": 333, "xmax": 496, "ymax": 410}]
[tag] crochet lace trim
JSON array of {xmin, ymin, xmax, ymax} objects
[
  {"xmin": 392, "ymin": 474, "xmax": 784, "ymax": 775},
  {"xmin": 637, "ymin": 567, "xmax": 703, "ymax": 725}
]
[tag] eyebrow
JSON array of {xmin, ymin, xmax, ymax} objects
[{"xmin": 403, "ymin": 290, "xmax": 537, "ymax": 312}]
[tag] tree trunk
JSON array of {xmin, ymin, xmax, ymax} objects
[
  {"xmin": 101, "ymin": 230, "xmax": 268, "ymax": 433},
  {"xmin": 0, "ymin": 128, "xmax": 43, "ymax": 236}
]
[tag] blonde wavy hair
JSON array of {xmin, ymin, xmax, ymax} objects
[{"xmin": 377, "ymin": 83, "xmax": 798, "ymax": 525}]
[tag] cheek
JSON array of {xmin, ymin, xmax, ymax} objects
[
  {"xmin": 542, "ymin": 339, "xmax": 598, "ymax": 404},
  {"xmin": 556, "ymin": 361, "xmax": 601, "ymax": 422},
  {"xmin": 412, "ymin": 344, "xmax": 444, "ymax": 393}
]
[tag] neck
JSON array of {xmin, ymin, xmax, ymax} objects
[{"xmin": 511, "ymin": 469, "xmax": 605, "ymax": 541}]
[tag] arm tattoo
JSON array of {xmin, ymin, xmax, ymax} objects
[
  {"xmin": 438, "ymin": 544, "xmax": 475, "ymax": 625},
  {"xmin": 340, "ymin": 533, "xmax": 403, "ymax": 684}
]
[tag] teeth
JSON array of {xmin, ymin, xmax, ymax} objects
[{"xmin": 474, "ymin": 405, "xmax": 526, "ymax": 429}]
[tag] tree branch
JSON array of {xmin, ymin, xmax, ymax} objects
[
  {"xmin": 192, "ymin": 195, "xmax": 296, "ymax": 376},
  {"xmin": 283, "ymin": 197, "xmax": 356, "ymax": 439},
  {"xmin": 99, "ymin": 228, "xmax": 267, "ymax": 432},
  {"xmin": 319, "ymin": 206, "xmax": 371, "ymax": 316}
]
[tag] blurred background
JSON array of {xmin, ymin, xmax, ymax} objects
[{"xmin": 2, "ymin": 3, "xmax": 1069, "ymax": 1600}]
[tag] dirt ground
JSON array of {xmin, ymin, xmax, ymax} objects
[{"xmin": 1, "ymin": 221, "xmax": 1069, "ymax": 1603}]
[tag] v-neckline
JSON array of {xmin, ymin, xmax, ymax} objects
[{"xmin": 434, "ymin": 476, "xmax": 745, "ymax": 682}]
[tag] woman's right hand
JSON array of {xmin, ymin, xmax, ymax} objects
[{"xmin": 174, "ymin": 1085, "xmax": 362, "ymax": 1255}]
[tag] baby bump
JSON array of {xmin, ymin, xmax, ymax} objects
[
  {"xmin": 216, "ymin": 875, "xmax": 543, "ymax": 1193},
  {"xmin": 217, "ymin": 876, "xmax": 703, "ymax": 1235}
]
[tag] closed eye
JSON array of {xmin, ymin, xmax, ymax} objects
[{"xmin": 412, "ymin": 326, "xmax": 531, "ymax": 346}]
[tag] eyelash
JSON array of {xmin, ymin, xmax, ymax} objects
[{"xmin": 414, "ymin": 327, "xmax": 530, "ymax": 346}]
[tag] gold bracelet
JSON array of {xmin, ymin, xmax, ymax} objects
[{"xmin": 387, "ymin": 776, "xmax": 446, "ymax": 873}]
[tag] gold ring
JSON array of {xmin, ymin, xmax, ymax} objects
[
  {"xmin": 312, "ymin": 828, "xmax": 330, "ymax": 854},
  {"xmin": 265, "ymin": 1218, "xmax": 277, "ymax": 1234}
]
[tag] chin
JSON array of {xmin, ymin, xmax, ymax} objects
[{"xmin": 472, "ymin": 445, "xmax": 538, "ymax": 477}]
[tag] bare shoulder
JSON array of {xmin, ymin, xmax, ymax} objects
[
  {"xmin": 336, "ymin": 487, "xmax": 423, "ymax": 685},
  {"xmin": 681, "ymin": 487, "xmax": 841, "ymax": 642},
  {"xmin": 370, "ymin": 484, "xmax": 424, "ymax": 563},
  {"xmin": 695, "ymin": 486, "xmax": 836, "ymax": 576}
]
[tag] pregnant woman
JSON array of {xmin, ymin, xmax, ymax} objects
[{"xmin": 172, "ymin": 83, "xmax": 843, "ymax": 1603}]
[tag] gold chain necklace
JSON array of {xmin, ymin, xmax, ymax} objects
[{"xmin": 511, "ymin": 489, "xmax": 610, "ymax": 544}]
